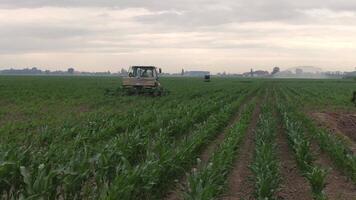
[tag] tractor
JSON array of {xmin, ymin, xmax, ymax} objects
[
  {"xmin": 204, "ymin": 74, "xmax": 211, "ymax": 82},
  {"xmin": 121, "ymin": 66, "xmax": 166, "ymax": 96}
]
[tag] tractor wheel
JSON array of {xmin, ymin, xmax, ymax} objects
[
  {"xmin": 134, "ymin": 88, "xmax": 140, "ymax": 95},
  {"xmin": 153, "ymin": 88, "xmax": 162, "ymax": 96}
]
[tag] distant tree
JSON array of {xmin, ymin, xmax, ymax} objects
[
  {"xmin": 181, "ymin": 69, "xmax": 185, "ymax": 76},
  {"xmin": 121, "ymin": 68, "xmax": 127, "ymax": 74},
  {"xmin": 272, "ymin": 67, "xmax": 280, "ymax": 75},
  {"xmin": 68, "ymin": 68, "xmax": 74, "ymax": 74}
]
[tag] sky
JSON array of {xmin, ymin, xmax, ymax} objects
[{"xmin": 1, "ymin": 0, "xmax": 356, "ymax": 73}]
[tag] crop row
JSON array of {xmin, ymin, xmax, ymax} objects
[
  {"xmin": 274, "ymin": 80, "xmax": 355, "ymax": 108},
  {"xmin": 310, "ymin": 128, "xmax": 356, "ymax": 182},
  {"xmin": 276, "ymin": 90, "xmax": 327, "ymax": 200},
  {"xmin": 183, "ymin": 95, "xmax": 258, "ymax": 200},
  {"xmin": 0, "ymin": 85, "xmax": 258, "ymax": 199},
  {"xmin": 0, "ymin": 85, "xmax": 260, "ymax": 199},
  {"xmin": 2, "ymin": 86, "xmax": 239, "ymax": 147},
  {"xmin": 279, "ymin": 106, "xmax": 327, "ymax": 199},
  {"xmin": 280, "ymin": 87, "xmax": 356, "ymax": 183},
  {"xmin": 251, "ymin": 103, "xmax": 280, "ymax": 200},
  {"xmin": 101, "ymin": 90, "xmax": 256, "ymax": 199}
]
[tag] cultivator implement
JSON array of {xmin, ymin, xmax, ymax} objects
[{"xmin": 121, "ymin": 84, "xmax": 169, "ymax": 96}]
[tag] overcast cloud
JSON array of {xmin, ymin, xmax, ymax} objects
[{"xmin": 0, "ymin": 0, "xmax": 356, "ymax": 73}]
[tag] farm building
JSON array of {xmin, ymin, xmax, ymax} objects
[{"xmin": 184, "ymin": 71, "xmax": 210, "ymax": 77}]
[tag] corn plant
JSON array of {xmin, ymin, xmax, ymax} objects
[
  {"xmin": 277, "ymin": 99, "xmax": 327, "ymax": 200},
  {"xmin": 280, "ymin": 86, "xmax": 356, "ymax": 183},
  {"xmin": 306, "ymin": 123, "xmax": 356, "ymax": 182},
  {"xmin": 251, "ymin": 106, "xmax": 280, "ymax": 200},
  {"xmin": 183, "ymin": 98, "xmax": 257, "ymax": 200},
  {"xmin": 0, "ymin": 80, "xmax": 259, "ymax": 198},
  {"xmin": 305, "ymin": 166, "xmax": 328, "ymax": 200},
  {"xmin": 101, "ymin": 94, "xmax": 252, "ymax": 199}
]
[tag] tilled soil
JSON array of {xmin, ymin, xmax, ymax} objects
[
  {"xmin": 165, "ymin": 94, "xmax": 257, "ymax": 200},
  {"xmin": 311, "ymin": 112, "xmax": 356, "ymax": 142},
  {"xmin": 310, "ymin": 141, "xmax": 356, "ymax": 200},
  {"xmin": 220, "ymin": 102, "xmax": 261, "ymax": 200},
  {"xmin": 275, "ymin": 122, "xmax": 313, "ymax": 200}
]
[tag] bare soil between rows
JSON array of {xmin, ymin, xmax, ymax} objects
[
  {"xmin": 275, "ymin": 120, "xmax": 313, "ymax": 200},
  {"xmin": 165, "ymin": 92, "xmax": 258, "ymax": 200},
  {"xmin": 311, "ymin": 112, "xmax": 356, "ymax": 142},
  {"xmin": 220, "ymin": 101, "xmax": 261, "ymax": 200}
]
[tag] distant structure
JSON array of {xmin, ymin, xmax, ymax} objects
[
  {"xmin": 344, "ymin": 71, "xmax": 356, "ymax": 78},
  {"xmin": 2, "ymin": 66, "xmax": 356, "ymax": 79},
  {"xmin": 273, "ymin": 70, "xmax": 293, "ymax": 77},
  {"xmin": 254, "ymin": 70, "xmax": 269, "ymax": 77},
  {"xmin": 242, "ymin": 69, "xmax": 269, "ymax": 77},
  {"xmin": 0, "ymin": 67, "xmax": 42, "ymax": 75},
  {"xmin": 273, "ymin": 66, "xmax": 332, "ymax": 78},
  {"xmin": 184, "ymin": 71, "xmax": 210, "ymax": 77},
  {"xmin": 0, "ymin": 67, "xmax": 112, "ymax": 76},
  {"xmin": 291, "ymin": 66, "xmax": 322, "ymax": 74},
  {"xmin": 295, "ymin": 68, "xmax": 303, "ymax": 75}
]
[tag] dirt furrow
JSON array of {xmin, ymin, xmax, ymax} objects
[
  {"xmin": 220, "ymin": 102, "xmax": 261, "ymax": 200},
  {"xmin": 165, "ymin": 93, "xmax": 258, "ymax": 200},
  {"xmin": 275, "ymin": 121, "xmax": 313, "ymax": 200},
  {"xmin": 310, "ymin": 112, "xmax": 356, "ymax": 154},
  {"xmin": 311, "ymin": 141, "xmax": 356, "ymax": 200}
]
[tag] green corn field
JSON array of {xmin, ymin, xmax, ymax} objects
[{"xmin": 0, "ymin": 76, "xmax": 356, "ymax": 200}]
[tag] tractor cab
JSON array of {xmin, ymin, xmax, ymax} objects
[
  {"xmin": 122, "ymin": 66, "xmax": 165, "ymax": 95},
  {"xmin": 128, "ymin": 66, "xmax": 160, "ymax": 79}
]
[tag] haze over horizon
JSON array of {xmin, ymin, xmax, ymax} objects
[{"xmin": 1, "ymin": 0, "xmax": 356, "ymax": 73}]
